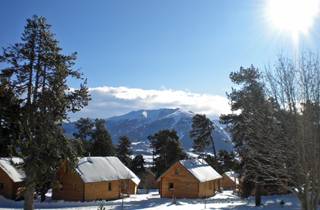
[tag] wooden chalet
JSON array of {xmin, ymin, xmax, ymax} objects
[
  {"xmin": 0, "ymin": 158, "xmax": 25, "ymax": 200},
  {"xmin": 221, "ymin": 171, "xmax": 239, "ymax": 190},
  {"xmin": 158, "ymin": 159, "xmax": 222, "ymax": 198},
  {"xmin": 52, "ymin": 156, "xmax": 140, "ymax": 201}
]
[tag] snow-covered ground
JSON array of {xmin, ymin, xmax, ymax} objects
[{"xmin": 0, "ymin": 190, "xmax": 311, "ymax": 210}]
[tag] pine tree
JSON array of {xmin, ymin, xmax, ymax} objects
[
  {"xmin": 220, "ymin": 66, "xmax": 276, "ymax": 206},
  {"xmin": 91, "ymin": 119, "xmax": 114, "ymax": 156},
  {"xmin": 73, "ymin": 118, "xmax": 94, "ymax": 141},
  {"xmin": 149, "ymin": 129, "xmax": 186, "ymax": 177},
  {"xmin": 73, "ymin": 117, "xmax": 94, "ymax": 155},
  {"xmin": 0, "ymin": 16, "xmax": 89, "ymax": 210},
  {"xmin": 69, "ymin": 139, "xmax": 86, "ymax": 157},
  {"xmin": 204, "ymin": 154, "xmax": 223, "ymax": 174},
  {"xmin": 190, "ymin": 114, "xmax": 217, "ymax": 157},
  {"xmin": 0, "ymin": 78, "xmax": 20, "ymax": 156},
  {"xmin": 206, "ymin": 151, "xmax": 237, "ymax": 175},
  {"xmin": 131, "ymin": 154, "xmax": 145, "ymax": 175},
  {"xmin": 116, "ymin": 136, "xmax": 132, "ymax": 167},
  {"xmin": 217, "ymin": 150, "xmax": 238, "ymax": 173}
]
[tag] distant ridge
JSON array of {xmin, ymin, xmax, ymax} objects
[{"xmin": 63, "ymin": 108, "xmax": 233, "ymax": 155}]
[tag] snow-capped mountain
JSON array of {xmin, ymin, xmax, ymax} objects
[{"xmin": 63, "ymin": 108, "xmax": 233, "ymax": 155}]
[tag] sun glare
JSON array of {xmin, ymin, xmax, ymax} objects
[{"xmin": 265, "ymin": 0, "xmax": 320, "ymax": 44}]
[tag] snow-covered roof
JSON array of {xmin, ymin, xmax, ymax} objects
[
  {"xmin": 179, "ymin": 159, "xmax": 222, "ymax": 182},
  {"xmin": 75, "ymin": 156, "xmax": 140, "ymax": 184},
  {"xmin": 0, "ymin": 158, "xmax": 25, "ymax": 182},
  {"xmin": 224, "ymin": 171, "xmax": 239, "ymax": 184}
]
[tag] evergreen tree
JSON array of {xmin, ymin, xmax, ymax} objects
[
  {"xmin": 190, "ymin": 114, "xmax": 217, "ymax": 157},
  {"xmin": 205, "ymin": 154, "xmax": 223, "ymax": 174},
  {"xmin": 0, "ymin": 16, "xmax": 89, "ymax": 210},
  {"xmin": 204, "ymin": 151, "xmax": 239, "ymax": 175},
  {"xmin": 91, "ymin": 119, "xmax": 114, "ymax": 156},
  {"xmin": 149, "ymin": 129, "xmax": 186, "ymax": 177},
  {"xmin": 220, "ymin": 66, "xmax": 279, "ymax": 206},
  {"xmin": 217, "ymin": 150, "xmax": 238, "ymax": 173},
  {"xmin": 73, "ymin": 117, "xmax": 94, "ymax": 155},
  {"xmin": 131, "ymin": 154, "xmax": 145, "ymax": 175},
  {"xmin": 69, "ymin": 139, "xmax": 86, "ymax": 157},
  {"xmin": 116, "ymin": 136, "xmax": 132, "ymax": 167},
  {"xmin": 0, "ymin": 78, "xmax": 20, "ymax": 156},
  {"xmin": 73, "ymin": 117, "xmax": 94, "ymax": 140},
  {"xmin": 204, "ymin": 151, "xmax": 233, "ymax": 175}
]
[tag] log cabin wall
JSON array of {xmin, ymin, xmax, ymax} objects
[
  {"xmin": 160, "ymin": 162, "xmax": 199, "ymax": 198},
  {"xmin": 198, "ymin": 180, "xmax": 220, "ymax": 198},
  {"xmin": 12, "ymin": 182, "xmax": 24, "ymax": 199},
  {"xmin": 221, "ymin": 174, "xmax": 236, "ymax": 190},
  {"xmin": 84, "ymin": 180, "xmax": 120, "ymax": 201},
  {"xmin": 127, "ymin": 180, "xmax": 138, "ymax": 194},
  {"xmin": 53, "ymin": 158, "xmax": 139, "ymax": 201},
  {"xmin": 53, "ymin": 164, "xmax": 138, "ymax": 201},
  {"xmin": 119, "ymin": 179, "xmax": 138, "ymax": 195},
  {"xmin": 52, "ymin": 166, "xmax": 84, "ymax": 201},
  {"xmin": 0, "ymin": 167, "xmax": 15, "ymax": 199},
  {"xmin": 53, "ymin": 165, "xmax": 122, "ymax": 201}
]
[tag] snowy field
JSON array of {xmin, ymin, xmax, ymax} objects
[{"xmin": 0, "ymin": 190, "xmax": 314, "ymax": 210}]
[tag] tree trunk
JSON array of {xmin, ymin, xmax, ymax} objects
[
  {"xmin": 40, "ymin": 183, "xmax": 49, "ymax": 202},
  {"xmin": 40, "ymin": 191, "xmax": 46, "ymax": 202},
  {"xmin": 255, "ymin": 182, "xmax": 262, "ymax": 207},
  {"xmin": 299, "ymin": 192, "xmax": 318, "ymax": 210},
  {"xmin": 24, "ymin": 185, "xmax": 35, "ymax": 210}
]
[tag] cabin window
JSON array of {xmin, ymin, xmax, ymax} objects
[
  {"xmin": 108, "ymin": 182, "xmax": 112, "ymax": 191},
  {"xmin": 0, "ymin": 183, "xmax": 4, "ymax": 190},
  {"xmin": 168, "ymin": 183, "xmax": 174, "ymax": 190}
]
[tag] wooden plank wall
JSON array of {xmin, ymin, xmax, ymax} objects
[
  {"xmin": 84, "ymin": 180, "xmax": 120, "ymax": 201},
  {"xmin": 221, "ymin": 174, "xmax": 236, "ymax": 190},
  {"xmin": 125, "ymin": 180, "xmax": 138, "ymax": 194},
  {"xmin": 52, "ymin": 168, "xmax": 84, "ymax": 201},
  {"xmin": 0, "ymin": 168, "xmax": 15, "ymax": 199},
  {"xmin": 198, "ymin": 180, "xmax": 219, "ymax": 198},
  {"xmin": 160, "ymin": 162, "xmax": 199, "ymax": 198},
  {"xmin": 53, "ymin": 162, "xmax": 138, "ymax": 201}
]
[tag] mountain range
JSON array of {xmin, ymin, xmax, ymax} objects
[{"xmin": 63, "ymin": 108, "xmax": 233, "ymax": 155}]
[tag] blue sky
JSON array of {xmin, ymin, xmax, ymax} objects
[{"xmin": 1, "ymin": 0, "xmax": 320, "ymax": 118}]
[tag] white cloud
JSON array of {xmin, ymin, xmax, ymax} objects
[{"xmin": 69, "ymin": 86, "xmax": 231, "ymax": 121}]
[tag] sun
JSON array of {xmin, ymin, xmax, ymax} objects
[{"xmin": 265, "ymin": 0, "xmax": 320, "ymax": 44}]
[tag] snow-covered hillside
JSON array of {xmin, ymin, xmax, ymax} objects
[
  {"xmin": 0, "ymin": 190, "xmax": 305, "ymax": 210},
  {"xmin": 63, "ymin": 108, "xmax": 233, "ymax": 155}
]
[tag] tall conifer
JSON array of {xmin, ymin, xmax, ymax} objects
[
  {"xmin": 149, "ymin": 129, "xmax": 186, "ymax": 177},
  {"xmin": 0, "ymin": 16, "xmax": 89, "ymax": 210},
  {"xmin": 190, "ymin": 114, "xmax": 216, "ymax": 156},
  {"xmin": 91, "ymin": 119, "xmax": 114, "ymax": 156},
  {"xmin": 116, "ymin": 136, "xmax": 132, "ymax": 167}
]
